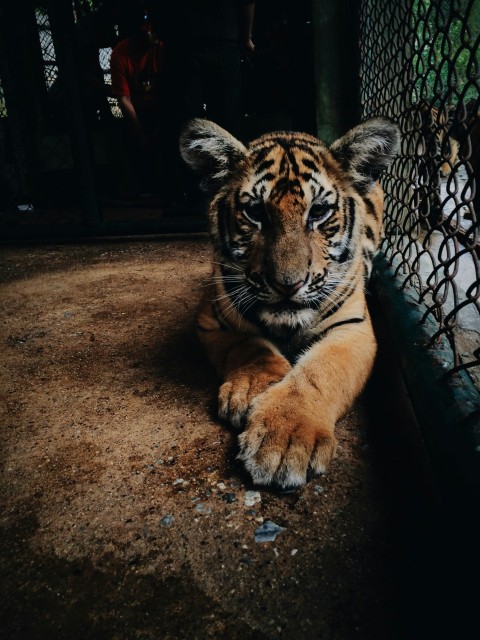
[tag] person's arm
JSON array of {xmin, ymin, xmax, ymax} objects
[
  {"xmin": 117, "ymin": 95, "xmax": 148, "ymax": 148},
  {"xmin": 237, "ymin": 1, "xmax": 255, "ymax": 55},
  {"xmin": 110, "ymin": 45, "xmax": 148, "ymax": 148}
]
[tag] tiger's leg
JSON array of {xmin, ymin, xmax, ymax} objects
[
  {"xmin": 237, "ymin": 318, "xmax": 377, "ymax": 488},
  {"xmin": 196, "ymin": 294, "xmax": 291, "ymax": 429}
]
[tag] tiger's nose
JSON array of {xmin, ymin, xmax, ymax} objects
[{"xmin": 271, "ymin": 279, "xmax": 304, "ymax": 298}]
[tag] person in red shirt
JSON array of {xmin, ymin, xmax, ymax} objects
[{"xmin": 110, "ymin": 18, "xmax": 166, "ymax": 197}]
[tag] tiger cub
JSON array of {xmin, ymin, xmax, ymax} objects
[{"xmin": 180, "ymin": 118, "xmax": 399, "ymax": 488}]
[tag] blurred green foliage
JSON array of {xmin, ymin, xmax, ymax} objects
[{"xmin": 412, "ymin": 0, "xmax": 480, "ymax": 105}]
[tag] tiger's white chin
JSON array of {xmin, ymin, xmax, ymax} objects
[{"xmin": 259, "ymin": 307, "xmax": 316, "ymax": 330}]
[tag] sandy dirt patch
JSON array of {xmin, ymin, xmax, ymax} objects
[{"xmin": 1, "ymin": 238, "xmax": 469, "ymax": 639}]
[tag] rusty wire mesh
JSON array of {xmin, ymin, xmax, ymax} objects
[{"xmin": 360, "ymin": 0, "xmax": 480, "ymax": 390}]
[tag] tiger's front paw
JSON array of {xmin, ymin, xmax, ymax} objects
[
  {"xmin": 237, "ymin": 393, "xmax": 337, "ymax": 488},
  {"xmin": 218, "ymin": 365, "xmax": 290, "ymax": 430}
]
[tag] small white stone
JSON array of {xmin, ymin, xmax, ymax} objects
[{"xmin": 244, "ymin": 490, "xmax": 261, "ymax": 506}]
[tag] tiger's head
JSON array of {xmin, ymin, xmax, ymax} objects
[{"xmin": 180, "ymin": 118, "xmax": 399, "ymax": 334}]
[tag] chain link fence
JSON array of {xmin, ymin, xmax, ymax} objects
[{"xmin": 360, "ymin": 0, "xmax": 480, "ymax": 394}]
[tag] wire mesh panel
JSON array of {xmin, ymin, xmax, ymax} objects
[
  {"xmin": 36, "ymin": 8, "xmax": 59, "ymax": 89},
  {"xmin": 360, "ymin": 0, "xmax": 480, "ymax": 391}
]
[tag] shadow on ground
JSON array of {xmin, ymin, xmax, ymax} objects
[{"xmin": 0, "ymin": 238, "xmax": 477, "ymax": 639}]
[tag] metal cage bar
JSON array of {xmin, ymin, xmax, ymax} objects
[{"xmin": 360, "ymin": 0, "xmax": 480, "ymax": 390}]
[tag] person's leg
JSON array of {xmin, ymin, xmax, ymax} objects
[{"xmin": 136, "ymin": 113, "xmax": 162, "ymax": 196}]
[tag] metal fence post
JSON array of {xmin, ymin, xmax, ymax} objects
[
  {"xmin": 48, "ymin": 0, "xmax": 103, "ymax": 230},
  {"xmin": 311, "ymin": 0, "xmax": 361, "ymax": 143}
]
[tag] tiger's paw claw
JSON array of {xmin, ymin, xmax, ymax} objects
[
  {"xmin": 237, "ymin": 410, "xmax": 337, "ymax": 489},
  {"xmin": 218, "ymin": 370, "xmax": 288, "ymax": 430}
]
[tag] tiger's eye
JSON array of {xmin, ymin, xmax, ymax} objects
[
  {"xmin": 242, "ymin": 201, "xmax": 267, "ymax": 226},
  {"xmin": 308, "ymin": 204, "xmax": 335, "ymax": 227}
]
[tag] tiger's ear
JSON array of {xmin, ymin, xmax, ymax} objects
[
  {"xmin": 179, "ymin": 118, "xmax": 247, "ymax": 193},
  {"xmin": 330, "ymin": 118, "xmax": 400, "ymax": 193}
]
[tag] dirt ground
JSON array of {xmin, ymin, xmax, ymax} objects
[{"xmin": 0, "ymin": 238, "xmax": 476, "ymax": 640}]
